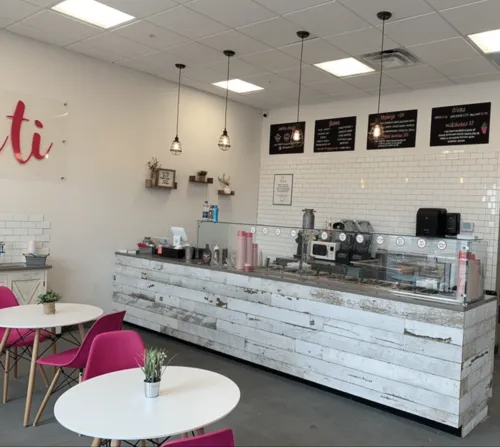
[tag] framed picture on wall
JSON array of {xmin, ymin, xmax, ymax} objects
[
  {"xmin": 156, "ymin": 169, "xmax": 176, "ymax": 189},
  {"xmin": 273, "ymin": 174, "xmax": 293, "ymax": 206}
]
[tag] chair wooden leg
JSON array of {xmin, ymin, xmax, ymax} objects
[
  {"xmin": 91, "ymin": 438, "xmax": 102, "ymax": 447},
  {"xmin": 38, "ymin": 365, "xmax": 50, "ymax": 388},
  {"xmin": 111, "ymin": 441, "xmax": 121, "ymax": 447},
  {"xmin": 194, "ymin": 428, "xmax": 205, "ymax": 436},
  {"xmin": 33, "ymin": 368, "xmax": 61, "ymax": 427},
  {"xmin": 2, "ymin": 349, "xmax": 10, "ymax": 403},
  {"xmin": 0, "ymin": 329, "xmax": 11, "ymax": 359},
  {"xmin": 181, "ymin": 433, "xmax": 189, "ymax": 439},
  {"xmin": 13, "ymin": 347, "xmax": 18, "ymax": 379},
  {"xmin": 78, "ymin": 324, "xmax": 86, "ymax": 343},
  {"xmin": 23, "ymin": 328, "xmax": 40, "ymax": 427},
  {"xmin": 138, "ymin": 441, "xmax": 146, "ymax": 447}
]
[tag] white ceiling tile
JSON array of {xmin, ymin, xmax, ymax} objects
[
  {"xmin": 339, "ymin": 0, "xmax": 433, "ymax": 25},
  {"xmin": 279, "ymin": 38, "xmax": 348, "ymax": 64},
  {"xmin": 240, "ymin": 72, "xmax": 298, "ymax": 90},
  {"xmin": 23, "ymin": 0, "xmax": 61, "ymax": 6},
  {"xmin": 275, "ymin": 65, "xmax": 337, "ymax": 84},
  {"xmin": 80, "ymin": 33, "xmax": 153, "ymax": 58},
  {"xmin": 366, "ymin": 84, "xmax": 413, "ymax": 95},
  {"xmin": 300, "ymin": 95, "xmax": 341, "ymax": 105},
  {"xmin": 451, "ymin": 72, "xmax": 500, "ymax": 84},
  {"xmin": 240, "ymin": 49, "xmax": 300, "ymax": 72},
  {"xmin": 1, "ymin": 0, "xmax": 41, "ymax": 22},
  {"xmin": 325, "ymin": 28, "xmax": 400, "ymax": 57},
  {"xmin": 199, "ymin": 30, "xmax": 271, "ymax": 56},
  {"xmin": 0, "ymin": 17, "xmax": 14, "ymax": 28},
  {"xmin": 387, "ymin": 65, "xmax": 446, "ymax": 84},
  {"xmin": 147, "ymin": 6, "xmax": 228, "ymax": 39},
  {"xmin": 343, "ymin": 72, "xmax": 400, "ymax": 90},
  {"xmin": 206, "ymin": 58, "xmax": 266, "ymax": 77},
  {"xmin": 19, "ymin": 10, "xmax": 103, "ymax": 42},
  {"xmin": 408, "ymin": 37, "xmax": 479, "ymax": 65},
  {"xmin": 7, "ymin": 21, "xmax": 77, "ymax": 46},
  {"xmin": 237, "ymin": 17, "xmax": 303, "ymax": 48},
  {"xmin": 113, "ymin": 21, "xmax": 189, "ymax": 50},
  {"xmin": 97, "ymin": 0, "xmax": 178, "ymax": 18},
  {"xmin": 253, "ymin": 0, "xmax": 332, "ymax": 15},
  {"xmin": 117, "ymin": 50, "xmax": 186, "ymax": 75},
  {"xmin": 306, "ymin": 78, "xmax": 362, "ymax": 95},
  {"xmin": 425, "ymin": 0, "xmax": 487, "ymax": 11},
  {"xmin": 440, "ymin": 0, "xmax": 500, "ymax": 35},
  {"xmin": 384, "ymin": 13, "xmax": 459, "ymax": 46},
  {"xmin": 404, "ymin": 78, "xmax": 456, "ymax": 90},
  {"xmin": 284, "ymin": 2, "xmax": 369, "ymax": 38},
  {"xmin": 66, "ymin": 41, "xmax": 125, "ymax": 62},
  {"xmin": 181, "ymin": 65, "xmax": 226, "ymax": 83},
  {"xmin": 164, "ymin": 41, "xmax": 226, "ymax": 65},
  {"xmin": 177, "ymin": 77, "xmax": 225, "ymax": 96},
  {"xmin": 186, "ymin": 0, "xmax": 276, "ymax": 28},
  {"xmin": 434, "ymin": 56, "xmax": 497, "ymax": 77}
]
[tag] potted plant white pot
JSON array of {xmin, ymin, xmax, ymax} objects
[{"xmin": 37, "ymin": 291, "xmax": 61, "ymax": 315}]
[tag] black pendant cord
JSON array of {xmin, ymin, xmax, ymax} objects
[
  {"xmin": 377, "ymin": 14, "xmax": 389, "ymax": 115},
  {"xmin": 176, "ymin": 67, "xmax": 181, "ymax": 138},
  {"xmin": 296, "ymin": 37, "xmax": 305, "ymax": 123},
  {"xmin": 224, "ymin": 54, "xmax": 230, "ymax": 131}
]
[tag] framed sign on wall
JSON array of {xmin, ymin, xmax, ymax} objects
[
  {"xmin": 314, "ymin": 116, "xmax": 356, "ymax": 152},
  {"xmin": 269, "ymin": 122, "xmax": 305, "ymax": 155},
  {"xmin": 273, "ymin": 174, "xmax": 293, "ymax": 206},
  {"xmin": 367, "ymin": 109, "xmax": 418, "ymax": 150}
]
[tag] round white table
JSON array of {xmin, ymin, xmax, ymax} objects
[
  {"xmin": 55, "ymin": 366, "xmax": 240, "ymax": 444},
  {"xmin": 0, "ymin": 303, "xmax": 103, "ymax": 426}
]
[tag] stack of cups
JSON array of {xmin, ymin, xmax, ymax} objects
[
  {"xmin": 245, "ymin": 232, "xmax": 253, "ymax": 272},
  {"xmin": 236, "ymin": 231, "xmax": 247, "ymax": 271}
]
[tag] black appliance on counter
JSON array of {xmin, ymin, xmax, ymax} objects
[
  {"xmin": 335, "ymin": 219, "xmax": 374, "ymax": 264},
  {"xmin": 416, "ymin": 208, "xmax": 447, "ymax": 237},
  {"xmin": 445, "ymin": 213, "xmax": 461, "ymax": 236}
]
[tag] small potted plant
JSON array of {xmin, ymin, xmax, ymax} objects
[
  {"xmin": 218, "ymin": 174, "xmax": 232, "ymax": 195},
  {"xmin": 141, "ymin": 347, "xmax": 177, "ymax": 398},
  {"xmin": 37, "ymin": 290, "xmax": 61, "ymax": 315},
  {"xmin": 146, "ymin": 157, "xmax": 161, "ymax": 188},
  {"xmin": 195, "ymin": 170, "xmax": 208, "ymax": 182}
]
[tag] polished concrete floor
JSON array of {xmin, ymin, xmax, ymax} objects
[{"xmin": 1, "ymin": 325, "xmax": 500, "ymax": 446}]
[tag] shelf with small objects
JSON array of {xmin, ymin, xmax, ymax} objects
[
  {"xmin": 218, "ymin": 174, "xmax": 234, "ymax": 196},
  {"xmin": 145, "ymin": 158, "xmax": 177, "ymax": 190},
  {"xmin": 189, "ymin": 175, "xmax": 213, "ymax": 184}
]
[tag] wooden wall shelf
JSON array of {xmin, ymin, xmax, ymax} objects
[
  {"xmin": 189, "ymin": 176, "xmax": 213, "ymax": 184},
  {"xmin": 218, "ymin": 190, "xmax": 235, "ymax": 196},
  {"xmin": 146, "ymin": 183, "xmax": 178, "ymax": 190}
]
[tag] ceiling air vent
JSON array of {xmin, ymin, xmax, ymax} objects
[{"xmin": 361, "ymin": 48, "xmax": 421, "ymax": 70}]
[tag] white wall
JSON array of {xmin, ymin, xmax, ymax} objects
[
  {"xmin": 0, "ymin": 31, "xmax": 262, "ymax": 310},
  {"xmin": 258, "ymin": 82, "xmax": 500, "ymax": 291}
]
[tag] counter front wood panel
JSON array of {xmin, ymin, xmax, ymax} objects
[{"xmin": 112, "ymin": 255, "xmax": 496, "ymax": 436}]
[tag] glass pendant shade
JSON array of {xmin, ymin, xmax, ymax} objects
[
  {"xmin": 369, "ymin": 122, "xmax": 384, "ymax": 141},
  {"xmin": 218, "ymin": 129, "xmax": 231, "ymax": 151},
  {"xmin": 291, "ymin": 127, "xmax": 304, "ymax": 146},
  {"xmin": 170, "ymin": 136, "xmax": 182, "ymax": 155}
]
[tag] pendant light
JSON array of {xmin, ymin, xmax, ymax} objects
[
  {"xmin": 219, "ymin": 50, "xmax": 235, "ymax": 151},
  {"xmin": 370, "ymin": 11, "xmax": 392, "ymax": 141},
  {"xmin": 170, "ymin": 63, "xmax": 186, "ymax": 155},
  {"xmin": 292, "ymin": 31, "xmax": 309, "ymax": 146}
]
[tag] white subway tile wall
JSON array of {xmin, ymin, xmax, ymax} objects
[
  {"xmin": 0, "ymin": 214, "xmax": 51, "ymax": 263},
  {"xmin": 257, "ymin": 151, "xmax": 499, "ymax": 291}
]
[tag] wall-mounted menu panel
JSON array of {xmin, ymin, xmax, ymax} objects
[
  {"xmin": 314, "ymin": 116, "xmax": 356, "ymax": 153},
  {"xmin": 430, "ymin": 102, "xmax": 491, "ymax": 147},
  {"xmin": 367, "ymin": 109, "xmax": 418, "ymax": 150},
  {"xmin": 269, "ymin": 121, "xmax": 305, "ymax": 155}
]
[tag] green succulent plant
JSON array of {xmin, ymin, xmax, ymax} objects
[
  {"xmin": 141, "ymin": 347, "xmax": 177, "ymax": 383},
  {"xmin": 37, "ymin": 290, "xmax": 62, "ymax": 304}
]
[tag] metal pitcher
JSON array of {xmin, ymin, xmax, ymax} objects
[{"xmin": 302, "ymin": 209, "xmax": 316, "ymax": 229}]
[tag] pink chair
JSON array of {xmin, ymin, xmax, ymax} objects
[
  {"xmin": 161, "ymin": 429, "xmax": 235, "ymax": 447},
  {"xmin": 0, "ymin": 286, "xmax": 51, "ymax": 403},
  {"xmin": 32, "ymin": 311, "xmax": 126, "ymax": 426},
  {"xmin": 83, "ymin": 330, "xmax": 145, "ymax": 381}
]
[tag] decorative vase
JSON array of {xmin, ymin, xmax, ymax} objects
[
  {"xmin": 43, "ymin": 302, "xmax": 56, "ymax": 315},
  {"xmin": 145, "ymin": 178, "xmax": 153, "ymax": 188},
  {"xmin": 144, "ymin": 381, "xmax": 160, "ymax": 398},
  {"xmin": 202, "ymin": 244, "xmax": 212, "ymax": 264},
  {"xmin": 223, "ymin": 185, "xmax": 232, "ymax": 195}
]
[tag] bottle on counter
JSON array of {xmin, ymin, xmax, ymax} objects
[
  {"xmin": 202, "ymin": 201, "xmax": 209, "ymax": 221},
  {"xmin": 246, "ymin": 232, "xmax": 253, "ymax": 270},
  {"xmin": 213, "ymin": 244, "xmax": 220, "ymax": 264},
  {"xmin": 212, "ymin": 205, "xmax": 219, "ymax": 223},
  {"xmin": 252, "ymin": 243, "xmax": 258, "ymax": 267},
  {"xmin": 236, "ymin": 231, "xmax": 246, "ymax": 270},
  {"xmin": 208, "ymin": 205, "xmax": 214, "ymax": 221}
]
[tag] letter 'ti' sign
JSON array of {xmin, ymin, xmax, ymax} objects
[{"xmin": 0, "ymin": 100, "xmax": 54, "ymax": 165}]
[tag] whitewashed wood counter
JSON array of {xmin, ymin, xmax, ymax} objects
[{"xmin": 112, "ymin": 253, "xmax": 496, "ymax": 437}]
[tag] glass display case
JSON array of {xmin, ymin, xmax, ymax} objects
[{"xmin": 196, "ymin": 220, "xmax": 487, "ymax": 306}]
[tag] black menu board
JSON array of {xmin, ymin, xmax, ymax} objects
[
  {"xmin": 269, "ymin": 121, "xmax": 305, "ymax": 155},
  {"xmin": 314, "ymin": 116, "xmax": 356, "ymax": 152},
  {"xmin": 367, "ymin": 109, "xmax": 418, "ymax": 150},
  {"xmin": 430, "ymin": 102, "xmax": 491, "ymax": 146}
]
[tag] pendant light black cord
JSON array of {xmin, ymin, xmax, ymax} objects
[
  {"xmin": 224, "ymin": 54, "xmax": 230, "ymax": 131},
  {"xmin": 176, "ymin": 67, "xmax": 181, "ymax": 137},
  {"xmin": 377, "ymin": 16, "xmax": 387, "ymax": 115},
  {"xmin": 296, "ymin": 36, "xmax": 305, "ymax": 123}
]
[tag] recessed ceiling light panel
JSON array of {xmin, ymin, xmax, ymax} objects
[
  {"xmin": 469, "ymin": 29, "xmax": 500, "ymax": 54},
  {"xmin": 315, "ymin": 57, "xmax": 375, "ymax": 77},
  {"xmin": 52, "ymin": 0, "xmax": 135, "ymax": 29},
  {"xmin": 213, "ymin": 79, "xmax": 264, "ymax": 93}
]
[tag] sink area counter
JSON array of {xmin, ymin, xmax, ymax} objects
[
  {"xmin": 0, "ymin": 263, "xmax": 52, "ymax": 272},
  {"xmin": 113, "ymin": 253, "xmax": 496, "ymax": 437}
]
